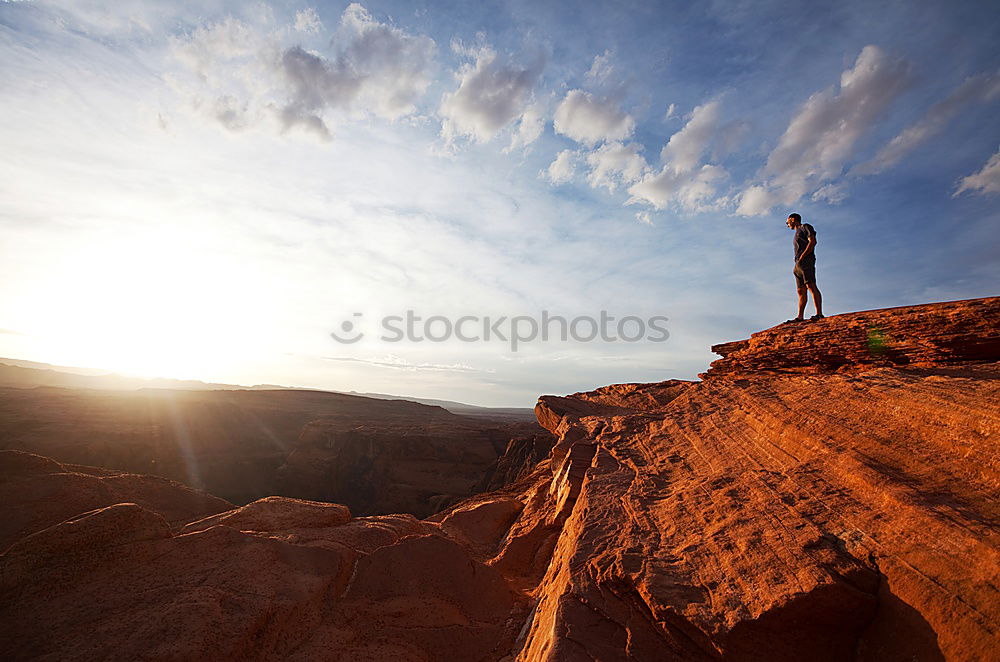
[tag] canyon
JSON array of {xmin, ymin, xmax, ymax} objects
[
  {"xmin": 0, "ymin": 384, "xmax": 543, "ymax": 516},
  {"xmin": 2, "ymin": 296, "xmax": 997, "ymax": 661}
]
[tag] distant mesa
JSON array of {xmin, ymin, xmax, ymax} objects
[{"xmin": 0, "ymin": 366, "xmax": 548, "ymax": 514}]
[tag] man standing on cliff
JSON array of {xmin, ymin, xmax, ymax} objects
[{"xmin": 785, "ymin": 213, "xmax": 824, "ymax": 323}]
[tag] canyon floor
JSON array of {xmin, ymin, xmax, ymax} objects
[{"xmin": 2, "ymin": 297, "xmax": 998, "ymax": 661}]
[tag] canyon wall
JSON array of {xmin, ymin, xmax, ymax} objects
[{"xmin": 0, "ymin": 386, "xmax": 546, "ymax": 515}]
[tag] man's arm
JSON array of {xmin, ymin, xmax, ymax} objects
[
  {"xmin": 799, "ymin": 235, "xmax": 817, "ymax": 260},
  {"xmin": 797, "ymin": 226, "xmax": 817, "ymax": 261}
]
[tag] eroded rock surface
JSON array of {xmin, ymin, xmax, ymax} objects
[
  {"xmin": 507, "ymin": 298, "xmax": 999, "ymax": 661},
  {"xmin": 2, "ymin": 298, "xmax": 997, "ymax": 661},
  {"xmin": 1, "ymin": 457, "xmax": 516, "ymax": 662},
  {"xmin": 0, "ymin": 450, "xmax": 232, "ymax": 548},
  {"xmin": 704, "ymin": 296, "xmax": 1000, "ymax": 377}
]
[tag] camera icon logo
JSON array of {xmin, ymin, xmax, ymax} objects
[{"xmin": 330, "ymin": 313, "xmax": 364, "ymax": 344}]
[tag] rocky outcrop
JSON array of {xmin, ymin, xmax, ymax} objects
[
  {"xmin": 2, "ymin": 298, "xmax": 997, "ymax": 661},
  {"xmin": 1, "ymin": 455, "xmax": 519, "ymax": 661},
  {"xmin": 0, "ymin": 450, "xmax": 232, "ymax": 548},
  {"xmin": 704, "ymin": 296, "xmax": 1000, "ymax": 377},
  {"xmin": 504, "ymin": 298, "xmax": 999, "ymax": 661}
]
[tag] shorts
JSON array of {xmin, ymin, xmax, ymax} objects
[{"xmin": 793, "ymin": 259, "xmax": 816, "ymax": 288}]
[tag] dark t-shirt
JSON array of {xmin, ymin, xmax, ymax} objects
[{"xmin": 793, "ymin": 223, "xmax": 816, "ymax": 262}]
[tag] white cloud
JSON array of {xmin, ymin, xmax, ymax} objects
[
  {"xmin": 954, "ymin": 147, "xmax": 1000, "ymax": 196},
  {"xmin": 212, "ymin": 94, "xmax": 252, "ymax": 131},
  {"xmin": 854, "ymin": 70, "xmax": 1000, "ymax": 175},
  {"xmin": 542, "ymin": 149, "xmax": 577, "ymax": 184},
  {"xmin": 333, "ymin": 3, "xmax": 436, "ymax": 119},
  {"xmin": 736, "ymin": 45, "xmax": 911, "ymax": 215},
  {"xmin": 628, "ymin": 164, "xmax": 727, "ymax": 211},
  {"xmin": 438, "ymin": 43, "xmax": 545, "ymax": 145},
  {"xmin": 664, "ymin": 103, "xmax": 677, "ymax": 120},
  {"xmin": 625, "ymin": 101, "xmax": 727, "ymax": 211},
  {"xmin": 660, "ymin": 101, "xmax": 721, "ymax": 174},
  {"xmin": 294, "ymin": 8, "xmax": 322, "ymax": 34},
  {"xmin": 811, "ymin": 183, "xmax": 846, "ymax": 204},
  {"xmin": 172, "ymin": 16, "xmax": 268, "ymax": 83},
  {"xmin": 171, "ymin": 4, "xmax": 436, "ymax": 139},
  {"xmin": 276, "ymin": 46, "xmax": 361, "ymax": 138},
  {"xmin": 585, "ymin": 142, "xmax": 648, "ymax": 192},
  {"xmin": 507, "ymin": 102, "xmax": 546, "ymax": 152},
  {"xmin": 585, "ymin": 50, "xmax": 615, "ymax": 85},
  {"xmin": 635, "ymin": 211, "xmax": 654, "ymax": 225},
  {"xmin": 324, "ymin": 354, "xmax": 489, "ymax": 373},
  {"xmin": 735, "ymin": 185, "xmax": 778, "ymax": 216},
  {"xmin": 553, "ymin": 89, "xmax": 635, "ymax": 146}
]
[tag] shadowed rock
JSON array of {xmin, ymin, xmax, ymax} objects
[
  {"xmin": 0, "ymin": 386, "xmax": 550, "ymax": 515},
  {"xmin": 0, "ymin": 450, "xmax": 232, "ymax": 548}
]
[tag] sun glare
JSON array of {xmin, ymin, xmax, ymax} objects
[{"xmin": 22, "ymin": 229, "xmax": 266, "ymax": 380}]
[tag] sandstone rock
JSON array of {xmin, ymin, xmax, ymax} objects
[
  {"xmin": 703, "ymin": 296, "xmax": 1000, "ymax": 377},
  {"xmin": 0, "ymin": 491, "xmax": 512, "ymax": 661},
  {"xmin": 509, "ymin": 298, "xmax": 1000, "ymax": 661},
  {"xmin": 0, "ymin": 449, "xmax": 64, "ymax": 479},
  {"xmin": 3, "ymin": 297, "xmax": 997, "ymax": 661},
  {"xmin": 0, "ymin": 450, "xmax": 232, "ymax": 549},
  {"xmin": 475, "ymin": 432, "xmax": 555, "ymax": 493},
  {"xmin": 182, "ymin": 496, "xmax": 351, "ymax": 535},
  {"xmin": 437, "ymin": 497, "xmax": 525, "ymax": 555},
  {"xmin": 2, "ymin": 503, "xmax": 172, "ymax": 590}
]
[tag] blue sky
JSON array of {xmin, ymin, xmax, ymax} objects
[{"xmin": 1, "ymin": 0, "xmax": 998, "ymax": 406}]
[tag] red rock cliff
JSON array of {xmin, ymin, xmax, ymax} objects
[
  {"xmin": 508, "ymin": 297, "xmax": 999, "ymax": 661},
  {"xmin": 2, "ymin": 297, "xmax": 997, "ymax": 661}
]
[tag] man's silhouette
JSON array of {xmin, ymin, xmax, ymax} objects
[{"xmin": 785, "ymin": 213, "xmax": 824, "ymax": 323}]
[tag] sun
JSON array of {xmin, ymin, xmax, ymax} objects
[{"xmin": 20, "ymin": 227, "xmax": 267, "ymax": 381}]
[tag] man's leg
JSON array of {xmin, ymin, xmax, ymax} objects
[
  {"xmin": 791, "ymin": 265, "xmax": 808, "ymax": 321},
  {"xmin": 807, "ymin": 282, "xmax": 823, "ymax": 316}
]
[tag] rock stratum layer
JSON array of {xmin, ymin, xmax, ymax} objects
[{"xmin": 2, "ymin": 297, "xmax": 998, "ymax": 661}]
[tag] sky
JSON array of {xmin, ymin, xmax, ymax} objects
[{"xmin": 0, "ymin": 0, "xmax": 998, "ymax": 406}]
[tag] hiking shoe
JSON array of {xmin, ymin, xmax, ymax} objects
[
  {"xmin": 783, "ymin": 318, "xmax": 804, "ymax": 324},
  {"xmin": 809, "ymin": 314, "xmax": 825, "ymax": 321}
]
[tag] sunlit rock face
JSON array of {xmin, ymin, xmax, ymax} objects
[
  {"xmin": 703, "ymin": 296, "xmax": 1000, "ymax": 377},
  {"xmin": 3, "ymin": 297, "xmax": 998, "ymax": 661},
  {"xmin": 509, "ymin": 296, "xmax": 999, "ymax": 662}
]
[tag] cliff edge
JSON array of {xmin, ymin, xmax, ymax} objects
[{"xmin": 2, "ymin": 297, "xmax": 997, "ymax": 661}]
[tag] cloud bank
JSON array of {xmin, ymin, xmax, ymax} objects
[
  {"xmin": 737, "ymin": 46, "xmax": 911, "ymax": 215},
  {"xmin": 172, "ymin": 4, "xmax": 435, "ymax": 139},
  {"xmin": 855, "ymin": 70, "xmax": 1000, "ymax": 176}
]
